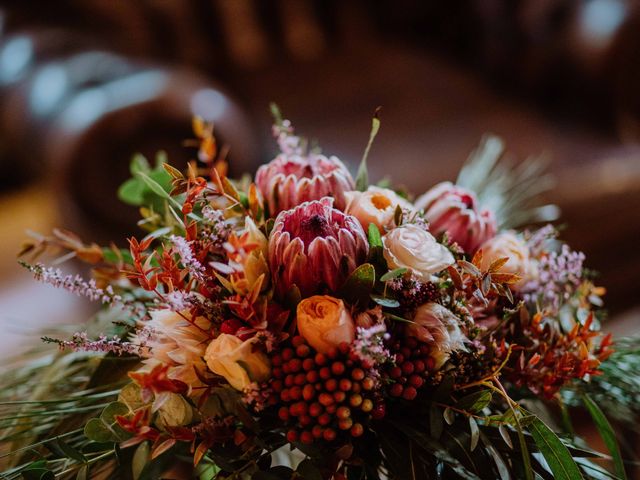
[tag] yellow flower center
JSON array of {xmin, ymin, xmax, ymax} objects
[{"xmin": 371, "ymin": 193, "xmax": 392, "ymax": 210}]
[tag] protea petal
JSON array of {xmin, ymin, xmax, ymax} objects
[
  {"xmin": 415, "ymin": 181, "xmax": 496, "ymax": 253},
  {"xmin": 268, "ymin": 199, "xmax": 368, "ymax": 298},
  {"xmin": 255, "ymin": 153, "xmax": 355, "ymax": 216}
]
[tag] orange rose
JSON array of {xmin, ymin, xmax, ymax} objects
[{"xmin": 296, "ymin": 296, "xmax": 355, "ymax": 353}]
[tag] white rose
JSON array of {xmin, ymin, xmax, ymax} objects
[
  {"xmin": 478, "ymin": 232, "xmax": 535, "ymax": 289},
  {"xmin": 204, "ymin": 334, "xmax": 271, "ymax": 391},
  {"xmin": 345, "ymin": 186, "xmax": 414, "ymax": 231},
  {"xmin": 382, "ymin": 225, "xmax": 454, "ymax": 280}
]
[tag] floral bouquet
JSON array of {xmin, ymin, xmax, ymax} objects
[{"xmin": 3, "ymin": 106, "xmax": 639, "ymax": 480}]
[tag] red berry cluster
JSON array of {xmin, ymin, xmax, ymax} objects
[
  {"xmin": 270, "ymin": 336, "xmax": 385, "ymax": 445},
  {"xmin": 384, "ymin": 336, "xmax": 435, "ymax": 400}
]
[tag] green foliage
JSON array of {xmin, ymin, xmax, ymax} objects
[
  {"xmin": 339, "ymin": 263, "xmax": 376, "ymax": 306},
  {"xmin": 21, "ymin": 460, "xmax": 54, "ymax": 480},
  {"xmin": 118, "ymin": 152, "xmax": 174, "ymax": 209},
  {"xmin": 355, "ymin": 109, "xmax": 381, "ymax": 191},
  {"xmin": 456, "ymin": 135, "xmax": 559, "ymax": 228},
  {"xmin": 84, "ymin": 402, "xmax": 130, "ymax": 443},
  {"xmin": 564, "ymin": 336, "xmax": 640, "ymax": 424},
  {"xmin": 529, "ymin": 417, "xmax": 583, "ymax": 480},
  {"xmin": 456, "ymin": 390, "xmax": 493, "ymax": 413},
  {"xmin": 582, "ymin": 394, "xmax": 627, "ymax": 480}
]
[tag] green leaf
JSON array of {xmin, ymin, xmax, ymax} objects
[
  {"xmin": 367, "ymin": 223, "xmax": 383, "ymax": 248},
  {"xmin": 444, "ymin": 407, "xmax": 455, "ymax": 425},
  {"xmin": 270, "ymin": 102, "xmax": 284, "ymax": 127},
  {"xmin": 76, "ymin": 465, "xmax": 89, "ymax": 480},
  {"xmin": 582, "ymin": 394, "xmax": 627, "ymax": 480},
  {"xmin": 22, "ymin": 461, "xmax": 55, "ymax": 480},
  {"xmin": 297, "ymin": 459, "xmax": 323, "ymax": 480},
  {"xmin": 132, "ymin": 441, "xmax": 150, "ymax": 480},
  {"xmin": 457, "ymin": 390, "xmax": 493, "ymax": 413},
  {"xmin": 430, "ymin": 403, "xmax": 444, "ymax": 440},
  {"xmin": 355, "ymin": 108, "xmax": 382, "ymax": 191},
  {"xmin": 101, "ymin": 401, "xmax": 130, "ymax": 423},
  {"xmin": 135, "ymin": 171, "xmax": 181, "ymax": 210},
  {"xmin": 479, "ymin": 433, "xmax": 511, "ymax": 480},
  {"xmin": 84, "ymin": 418, "xmax": 114, "ymax": 443},
  {"xmin": 529, "ymin": 417, "xmax": 583, "ymax": 480},
  {"xmin": 118, "ymin": 178, "xmax": 147, "ymax": 205},
  {"xmin": 339, "ymin": 263, "xmax": 376, "ymax": 306},
  {"xmin": 84, "ymin": 402, "xmax": 130, "ymax": 443},
  {"xmin": 130, "ymin": 153, "xmax": 151, "ymax": 175},
  {"xmin": 379, "ymin": 267, "xmax": 407, "ymax": 282},
  {"xmin": 469, "ymin": 417, "xmax": 479, "ymax": 452},
  {"xmin": 56, "ymin": 437, "xmax": 87, "ymax": 463},
  {"xmin": 370, "ymin": 294, "xmax": 400, "ymax": 308}
]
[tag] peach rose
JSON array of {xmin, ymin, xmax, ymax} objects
[
  {"xmin": 407, "ymin": 302, "xmax": 467, "ymax": 369},
  {"xmin": 478, "ymin": 232, "xmax": 535, "ymax": 289},
  {"xmin": 345, "ymin": 186, "xmax": 414, "ymax": 231},
  {"xmin": 204, "ymin": 334, "xmax": 270, "ymax": 391},
  {"xmin": 382, "ymin": 224, "xmax": 454, "ymax": 281},
  {"xmin": 297, "ymin": 296, "xmax": 356, "ymax": 353}
]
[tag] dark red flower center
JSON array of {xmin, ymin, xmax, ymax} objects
[{"xmin": 298, "ymin": 214, "xmax": 334, "ymax": 244}]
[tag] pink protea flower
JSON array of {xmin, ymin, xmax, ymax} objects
[
  {"xmin": 268, "ymin": 198, "xmax": 368, "ymax": 298},
  {"xmin": 415, "ymin": 181, "xmax": 497, "ymax": 253},
  {"xmin": 255, "ymin": 153, "xmax": 355, "ymax": 216}
]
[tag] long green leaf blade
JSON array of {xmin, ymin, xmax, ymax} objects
[
  {"xmin": 529, "ymin": 417, "xmax": 583, "ymax": 480},
  {"xmin": 582, "ymin": 394, "xmax": 627, "ymax": 480}
]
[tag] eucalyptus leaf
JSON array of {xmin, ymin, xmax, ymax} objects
[
  {"xmin": 379, "ymin": 267, "xmax": 407, "ymax": 282},
  {"xmin": 370, "ymin": 294, "xmax": 400, "ymax": 308}
]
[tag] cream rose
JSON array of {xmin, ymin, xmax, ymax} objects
[
  {"xmin": 204, "ymin": 334, "xmax": 270, "ymax": 391},
  {"xmin": 382, "ymin": 224, "xmax": 454, "ymax": 280},
  {"xmin": 345, "ymin": 186, "xmax": 414, "ymax": 231},
  {"xmin": 478, "ymin": 232, "xmax": 534, "ymax": 289},
  {"xmin": 297, "ymin": 296, "xmax": 356, "ymax": 353},
  {"xmin": 407, "ymin": 302, "xmax": 467, "ymax": 369}
]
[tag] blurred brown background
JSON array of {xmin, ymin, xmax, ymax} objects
[{"xmin": 1, "ymin": 0, "xmax": 639, "ymax": 359}]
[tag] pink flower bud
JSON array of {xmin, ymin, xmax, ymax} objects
[
  {"xmin": 268, "ymin": 198, "xmax": 368, "ymax": 298},
  {"xmin": 255, "ymin": 153, "xmax": 355, "ymax": 216},
  {"xmin": 415, "ymin": 182, "xmax": 497, "ymax": 253}
]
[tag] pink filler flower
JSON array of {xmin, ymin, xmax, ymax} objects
[{"xmin": 268, "ymin": 198, "xmax": 368, "ymax": 298}]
